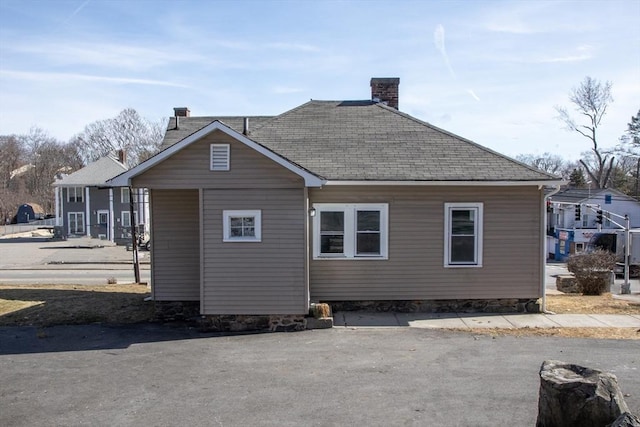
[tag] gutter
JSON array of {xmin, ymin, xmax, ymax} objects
[{"xmin": 542, "ymin": 184, "xmax": 563, "ymax": 314}]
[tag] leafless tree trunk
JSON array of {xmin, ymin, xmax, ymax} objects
[{"xmin": 555, "ymin": 76, "xmax": 615, "ymax": 188}]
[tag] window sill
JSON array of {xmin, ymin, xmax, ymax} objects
[
  {"xmin": 444, "ymin": 264, "xmax": 483, "ymax": 268},
  {"xmin": 223, "ymin": 238, "xmax": 262, "ymax": 243}
]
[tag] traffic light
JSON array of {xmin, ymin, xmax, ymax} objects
[
  {"xmin": 574, "ymin": 205, "xmax": 581, "ymax": 221},
  {"xmin": 596, "ymin": 210, "xmax": 603, "ymax": 224}
]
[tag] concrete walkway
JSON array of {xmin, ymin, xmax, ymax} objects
[{"xmin": 333, "ymin": 311, "xmax": 640, "ymax": 329}]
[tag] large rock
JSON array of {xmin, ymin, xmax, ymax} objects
[
  {"xmin": 537, "ymin": 360, "xmax": 630, "ymax": 427},
  {"xmin": 556, "ymin": 274, "xmax": 580, "ymax": 293},
  {"xmin": 608, "ymin": 412, "xmax": 640, "ymax": 427}
]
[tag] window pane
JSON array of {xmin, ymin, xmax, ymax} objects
[
  {"xmin": 451, "ymin": 209, "xmax": 475, "ymax": 235},
  {"xmin": 357, "ymin": 211, "xmax": 380, "ymax": 231},
  {"xmin": 321, "ymin": 211, "xmax": 344, "ymax": 232},
  {"xmin": 230, "ymin": 227, "xmax": 243, "ymax": 237},
  {"xmin": 321, "ymin": 235, "xmax": 344, "ymax": 254},
  {"xmin": 243, "ymin": 217, "xmax": 254, "ymax": 227},
  {"xmin": 230, "ymin": 217, "xmax": 243, "ymax": 227},
  {"xmin": 244, "ymin": 226, "xmax": 255, "ymax": 237},
  {"xmin": 451, "ymin": 236, "xmax": 475, "ymax": 263},
  {"xmin": 357, "ymin": 233, "xmax": 380, "ymax": 254}
]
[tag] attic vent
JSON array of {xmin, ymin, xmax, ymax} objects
[{"xmin": 210, "ymin": 144, "xmax": 230, "ymax": 171}]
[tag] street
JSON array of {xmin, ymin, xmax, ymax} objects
[
  {"xmin": 0, "ymin": 267, "xmax": 150, "ymax": 285},
  {"xmin": 0, "ymin": 325, "xmax": 638, "ymax": 426}
]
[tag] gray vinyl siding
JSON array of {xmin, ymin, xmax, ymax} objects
[
  {"xmin": 202, "ymin": 188, "xmax": 306, "ymax": 315},
  {"xmin": 150, "ymin": 189, "xmax": 200, "ymax": 301},
  {"xmin": 309, "ymin": 186, "xmax": 543, "ymax": 301},
  {"xmin": 132, "ymin": 130, "xmax": 303, "ymax": 190}
]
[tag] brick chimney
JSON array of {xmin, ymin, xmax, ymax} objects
[
  {"xmin": 117, "ymin": 149, "xmax": 126, "ymax": 165},
  {"xmin": 370, "ymin": 77, "xmax": 400, "ymax": 109},
  {"xmin": 173, "ymin": 107, "xmax": 190, "ymax": 117}
]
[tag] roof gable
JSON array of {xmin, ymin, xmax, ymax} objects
[
  {"xmin": 108, "ymin": 121, "xmax": 324, "ymax": 187},
  {"xmin": 54, "ymin": 156, "xmax": 127, "ymax": 187}
]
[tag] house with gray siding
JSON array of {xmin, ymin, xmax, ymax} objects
[
  {"xmin": 54, "ymin": 153, "xmax": 149, "ymax": 244},
  {"xmin": 109, "ymin": 78, "xmax": 563, "ymax": 329}
]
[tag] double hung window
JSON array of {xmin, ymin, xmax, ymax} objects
[
  {"xmin": 313, "ymin": 204, "xmax": 388, "ymax": 259},
  {"xmin": 67, "ymin": 187, "xmax": 84, "ymax": 203},
  {"xmin": 444, "ymin": 203, "xmax": 483, "ymax": 267}
]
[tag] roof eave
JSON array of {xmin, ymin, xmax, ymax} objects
[{"xmin": 324, "ymin": 180, "xmax": 567, "ymax": 187}]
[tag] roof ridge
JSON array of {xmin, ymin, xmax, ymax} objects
[
  {"xmin": 375, "ymin": 103, "xmax": 561, "ymax": 181},
  {"xmin": 249, "ymin": 100, "xmax": 317, "ymax": 131}
]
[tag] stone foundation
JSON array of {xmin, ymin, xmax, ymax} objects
[
  {"xmin": 326, "ymin": 298, "xmax": 540, "ymax": 314},
  {"xmin": 154, "ymin": 301, "xmax": 201, "ymax": 321},
  {"xmin": 199, "ymin": 314, "xmax": 306, "ymax": 332}
]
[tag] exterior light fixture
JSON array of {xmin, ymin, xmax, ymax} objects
[{"xmin": 309, "ymin": 207, "xmax": 316, "ymax": 217}]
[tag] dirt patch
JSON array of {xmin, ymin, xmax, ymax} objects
[
  {"xmin": 546, "ymin": 293, "xmax": 640, "ymax": 315},
  {"xmin": 0, "ymin": 284, "xmax": 154, "ymax": 327},
  {"xmin": 460, "ymin": 327, "xmax": 640, "ymax": 340}
]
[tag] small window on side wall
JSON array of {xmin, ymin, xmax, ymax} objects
[
  {"xmin": 211, "ymin": 144, "xmax": 230, "ymax": 171},
  {"xmin": 444, "ymin": 202, "xmax": 483, "ymax": 267},
  {"xmin": 223, "ymin": 210, "xmax": 261, "ymax": 242}
]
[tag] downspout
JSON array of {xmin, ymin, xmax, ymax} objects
[{"xmin": 542, "ymin": 184, "xmax": 562, "ymax": 314}]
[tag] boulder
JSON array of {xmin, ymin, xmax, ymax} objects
[
  {"xmin": 608, "ymin": 412, "xmax": 640, "ymax": 427},
  {"xmin": 537, "ymin": 360, "xmax": 630, "ymax": 427}
]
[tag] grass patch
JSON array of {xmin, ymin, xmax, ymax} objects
[
  {"xmin": 0, "ymin": 284, "xmax": 154, "ymax": 327},
  {"xmin": 462, "ymin": 327, "xmax": 640, "ymax": 340},
  {"xmin": 546, "ymin": 293, "xmax": 640, "ymax": 315}
]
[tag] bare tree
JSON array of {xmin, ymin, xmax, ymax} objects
[
  {"xmin": 515, "ymin": 152, "xmax": 578, "ymax": 180},
  {"xmin": 0, "ymin": 135, "xmax": 28, "ymax": 222},
  {"xmin": 71, "ymin": 108, "xmax": 167, "ymax": 166},
  {"xmin": 555, "ymin": 76, "xmax": 615, "ymax": 188}
]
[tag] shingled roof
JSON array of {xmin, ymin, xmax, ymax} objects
[
  {"xmin": 54, "ymin": 156, "xmax": 127, "ymax": 187},
  {"xmin": 158, "ymin": 100, "xmax": 559, "ymax": 182}
]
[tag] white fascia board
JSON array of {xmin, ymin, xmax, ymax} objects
[
  {"xmin": 107, "ymin": 121, "xmax": 325, "ymax": 188},
  {"xmin": 324, "ymin": 180, "xmax": 567, "ymax": 187}
]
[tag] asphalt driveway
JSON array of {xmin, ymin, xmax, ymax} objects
[{"xmin": 1, "ymin": 325, "xmax": 638, "ymax": 426}]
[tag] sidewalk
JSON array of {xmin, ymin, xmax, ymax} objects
[{"xmin": 333, "ymin": 311, "xmax": 640, "ymax": 329}]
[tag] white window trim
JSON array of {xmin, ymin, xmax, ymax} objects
[
  {"xmin": 312, "ymin": 203, "xmax": 388, "ymax": 260},
  {"xmin": 210, "ymin": 144, "xmax": 230, "ymax": 171},
  {"xmin": 444, "ymin": 202, "xmax": 483, "ymax": 268},
  {"xmin": 121, "ymin": 211, "xmax": 131, "ymax": 228},
  {"xmin": 68, "ymin": 212, "xmax": 85, "ymax": 234},
  {"xmin": 67, "ymin": 187, "xmax": 84, "ymax": 203},
  {"xmin": 121, "ymin": 187, "xmax": 130, "ymax": 204},
  {"xmin": 223, "ymin": 210, "xmax": 261, "ymax": 242}
]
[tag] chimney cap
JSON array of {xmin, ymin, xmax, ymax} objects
[
  {"xmin": 173, "ymin": 107, "xmax": 191, "ymax": 117},
  {"xmin": 370, "ymin": 77, "xmax": 400, "ymax": 85}
]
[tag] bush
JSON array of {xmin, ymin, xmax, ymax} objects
[{"xmin": 567, "ymin": 250, "xmax": 617, "ymax": 295}]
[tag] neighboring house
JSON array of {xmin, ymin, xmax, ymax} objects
[
  {"xmin": 109, "ymin": 77, "xmax": 563, "ymax": 329},
  {"xmin": 549, "ymin": 188, "xmax": 640, "ymax": 260},
  {"xmin": 53, "ymin": 152, "xmax": 149, "ymax": 244}
]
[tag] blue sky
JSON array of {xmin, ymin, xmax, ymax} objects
[{"xmin": 0, "ymin": 0, "xmax": 638, "ymax": 161}]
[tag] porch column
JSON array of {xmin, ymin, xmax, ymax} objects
[
  {"xmin": 54, "ymin": 187, "xmax": 60, "ymax": 226},
  {"xmin": 85, "ymin": 187, "xmax": 91, "ymax": 237},
  {"xmin": 109, "ymin": 188, "xmax": 115, "ymax": 242}
]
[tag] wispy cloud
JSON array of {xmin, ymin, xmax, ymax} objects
[
  {"xmin": 266, "ymin": 42, "xmax": 320, "ymax": 52},
  {"xmin": 5, "ymin": 41, "xmax": 203, "ymax": 71},
  {"xmin": 0, "ymin": 70, "xmax": 188, "ymax": 87},
  {"xmin": 433, "ymin": 24, "xmax": 456, "ymax": 79},
  {"xmin": 467, "ymin": 89, "xmax": 480, "ymax": 101}
]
